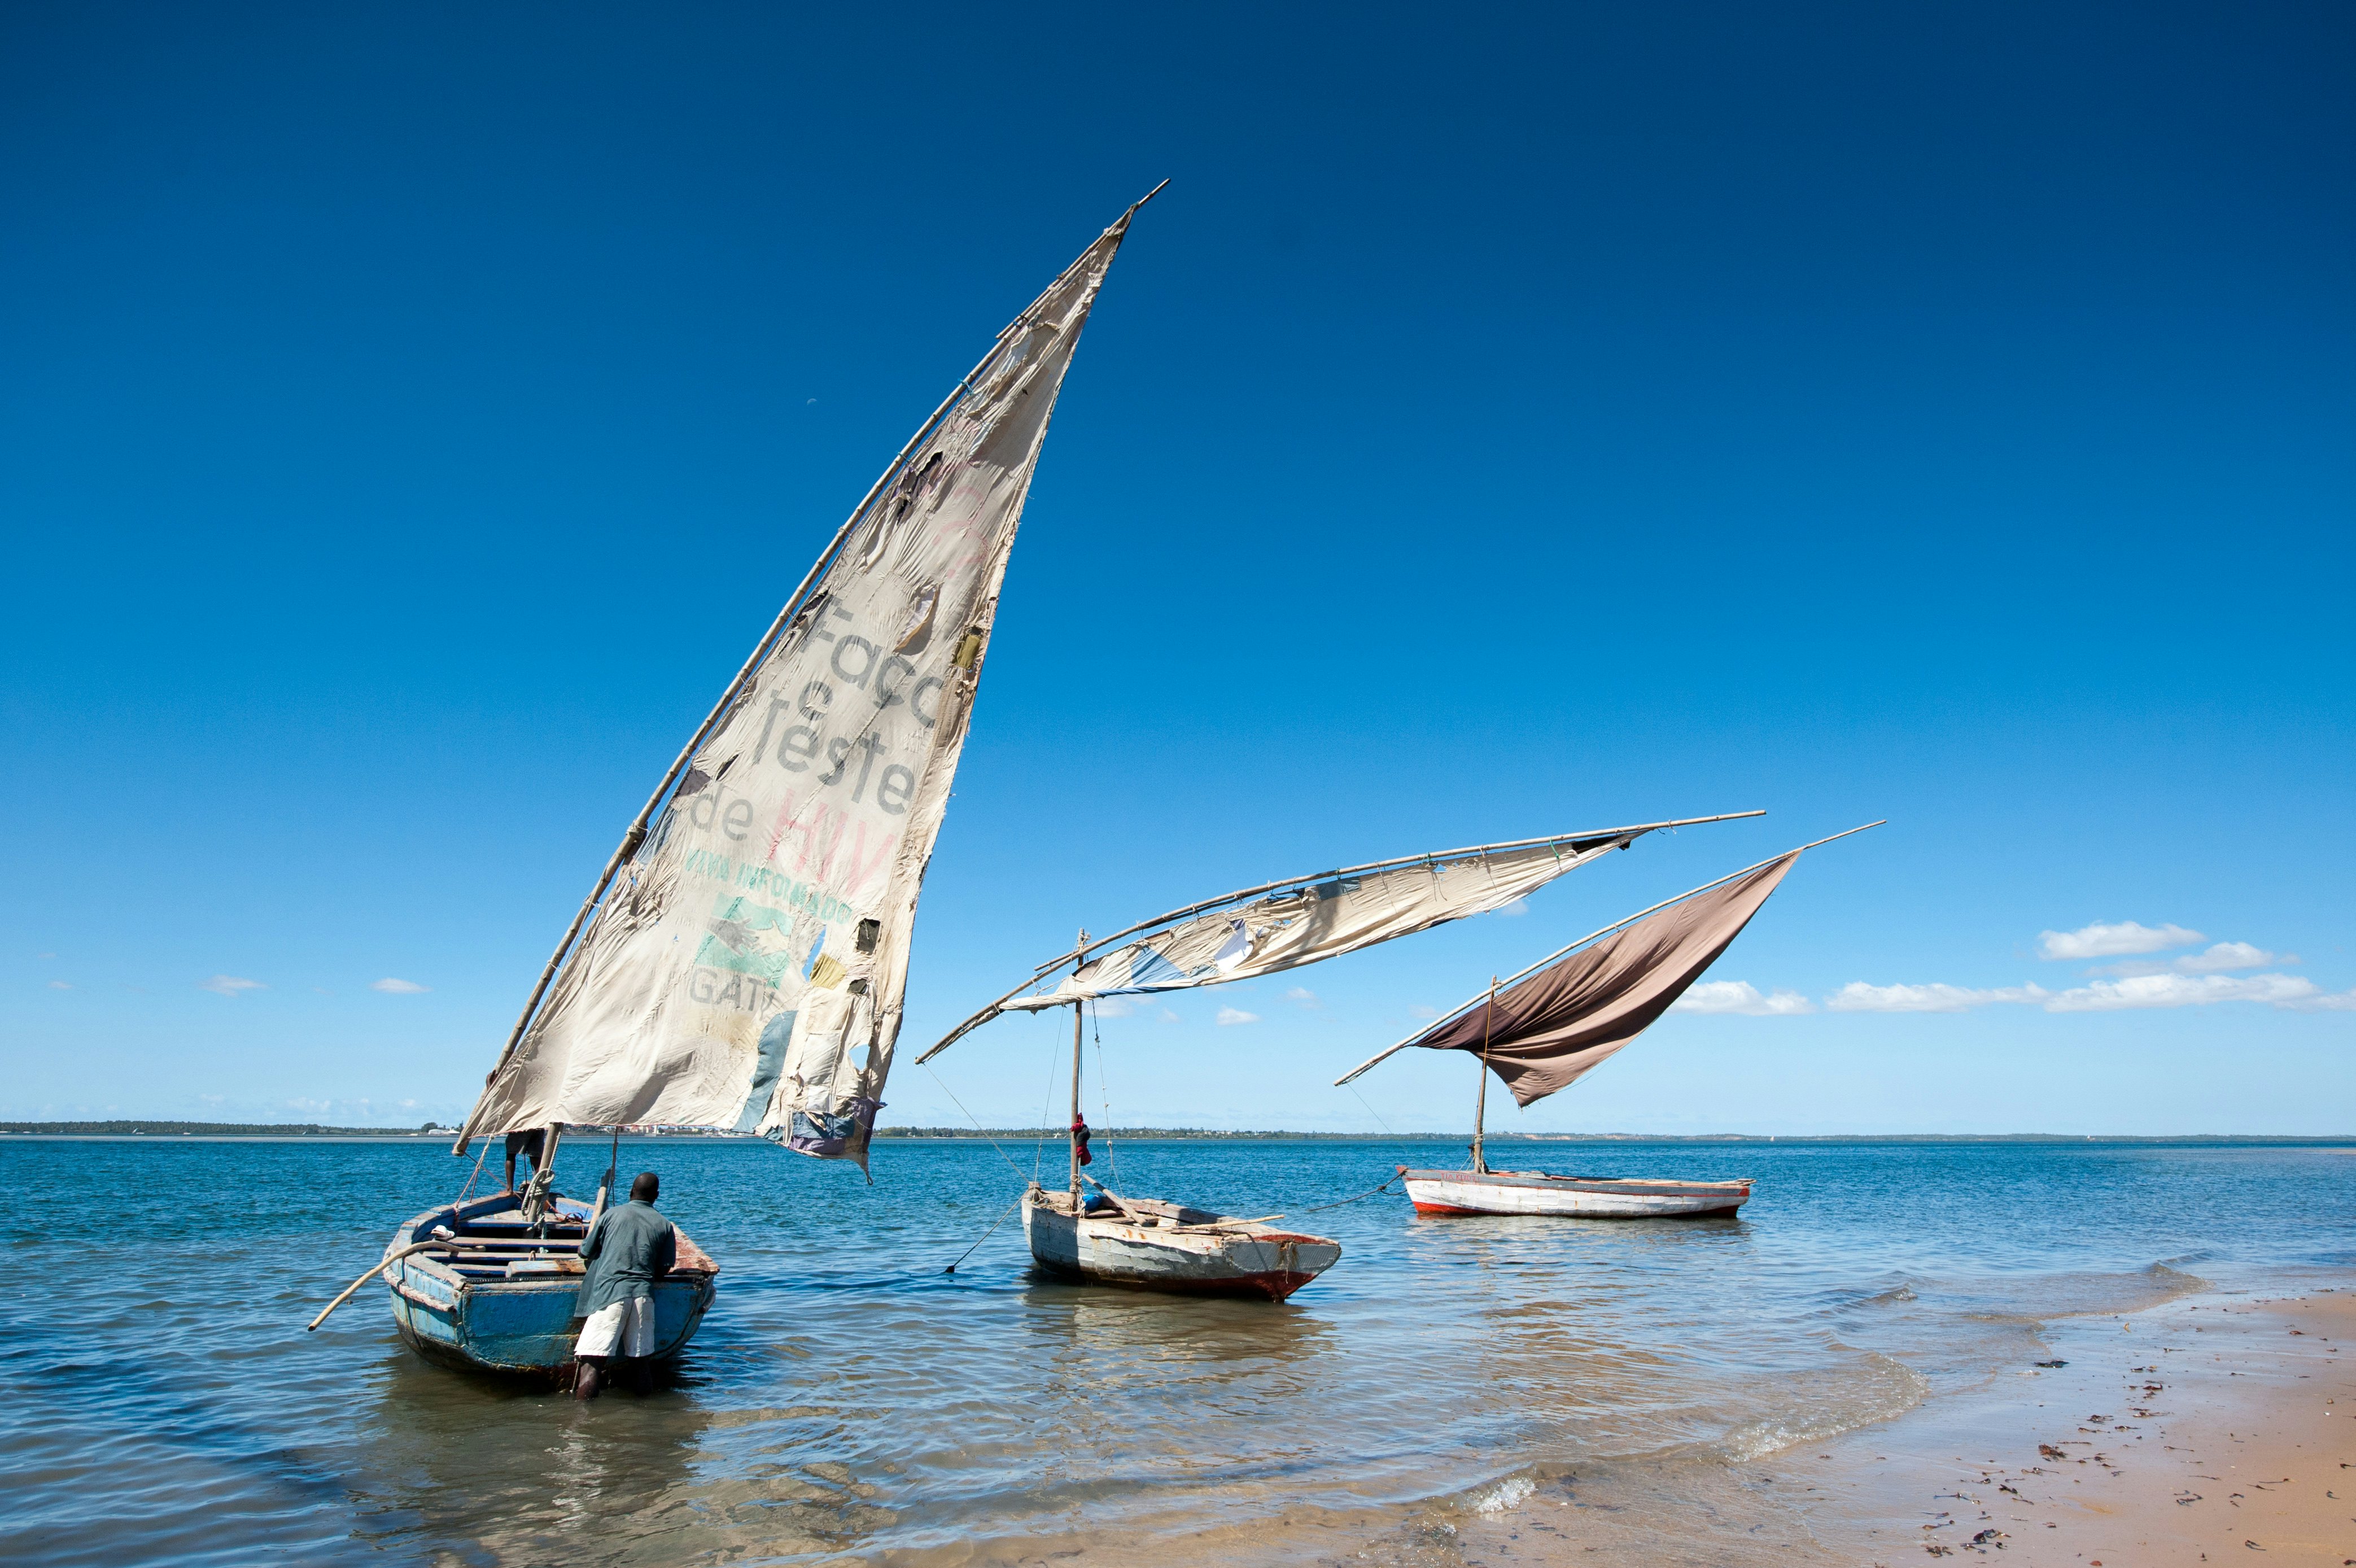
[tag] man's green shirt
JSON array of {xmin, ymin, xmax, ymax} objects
[{"xmin": 577, "ymin": 1199, "xmax": 677, "ymax": 1317}]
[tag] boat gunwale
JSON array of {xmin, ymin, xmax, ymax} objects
[{"xmin": 390, "ymin": 1193, "xmax": 720, "ymax": 1301}]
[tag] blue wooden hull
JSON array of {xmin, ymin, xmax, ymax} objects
[{"xmin": 386, "ymin": 1193, "xmax": 717, "ymax": 1381}]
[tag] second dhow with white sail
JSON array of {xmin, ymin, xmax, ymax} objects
[{"xmin": 916, "ymin": 813, "xmax": 1759, "ymax": 1300}]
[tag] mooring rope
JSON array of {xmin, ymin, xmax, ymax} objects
[
  {"xmin": 942, "ymin": 1189, "xmax": 1026, "ymax": 1275},
  {"xmin": 1301, "ymin": 1172, "xmax": 1402, "ymax": 1213}
]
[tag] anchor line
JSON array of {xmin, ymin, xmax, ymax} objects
[
  {"xmin": 943, "ymin": 1190, "xmax": 1026, "ymax": 1276},
  {"xmin": 1300, "ymin": 1173, "xmax": 1402, "ymax": 1213}
]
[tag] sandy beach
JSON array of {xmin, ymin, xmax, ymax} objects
[{"xmin": 1415, "ymin": 1287, "xmax": 2355, "ymax": 1568}]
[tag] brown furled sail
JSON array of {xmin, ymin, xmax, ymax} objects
[{"xmin": 1385, "ymin": 856, "xmax": 1796, "ymax": 1106}]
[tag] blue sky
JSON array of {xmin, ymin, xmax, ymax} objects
[{"xmin": 3, "ymin": 3, "xmax": 2350, "ymax": 1137}]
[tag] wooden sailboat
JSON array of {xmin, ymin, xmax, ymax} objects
[
  {"xmin": 309, "ymin": 193, "xmax": 1161, "ymax": 1373},
  {"xmin": 1022, "ymin": 992, "xmax": 1341, "ymax": 1301},
  {"xmin": 1338, "ymin": 824, "xmax": 1882, "ymax": 1221},
  {"xmin": 918, "ymin": 815, "xmax": 1759, "ymax": 1299},
  {"xmin": 382, "ymin": 1187, "xmax": 719, "ymax": 1381}
]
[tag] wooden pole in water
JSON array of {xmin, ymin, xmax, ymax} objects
[
  {"xmin": 1069, "ymin": 1000, "xmax": 1085, "ymax": 1199},
  {"xmin": 307, "ymin": 1231, "xmax": 451, "ymax": 1330},
  {"xmin": 1470, "ymin": 977, "xmax": 1497, "ymax": 1175}
]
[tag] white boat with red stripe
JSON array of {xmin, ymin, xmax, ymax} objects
[{"xmin": 1397, "ymin": 1165, "xmax": 1750, "ymax": 1219}]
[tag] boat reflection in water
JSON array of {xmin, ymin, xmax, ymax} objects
[{"xmin": 351, "ymin": 1335, "xmax": 720, "ymax": 1562}]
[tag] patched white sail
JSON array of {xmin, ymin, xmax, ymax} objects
[
  {"xmin": 460, "ymin": 204, "xmax": 1144, "ymax": 1166},
  {"xmin": 920, "ymin": 815, "xmax": 1762, "ymax": 1060}
]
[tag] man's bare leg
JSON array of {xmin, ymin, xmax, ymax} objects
[{"xmin": 575, "ymin": 1358, "xmax": 603, "ymax": 1400}]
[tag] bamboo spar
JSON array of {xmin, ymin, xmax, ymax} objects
[
  {"xmin": 915, "ymin": 810, "xmax": 1769, "ymax": 1064},
  {"xmin": 453, "ymin": 189, "xmax": 1168, "ymax": 1156},
  {"xmin": 1333, "ymin": 820, "xmax": 1888, "ymax": 1087}
]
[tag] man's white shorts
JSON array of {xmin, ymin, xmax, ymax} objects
[{"xmin": 575, "ymin": 1296, "xmax": 655, "ymax": 1360}]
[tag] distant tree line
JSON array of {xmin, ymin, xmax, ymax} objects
[{"xmin": 1, "ymin": 1120, "xmax": 453, "ymax": 1137}]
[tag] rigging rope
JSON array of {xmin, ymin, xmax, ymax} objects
[
  {"xmin": 1346, "ymin": 1083, "xmax": 1400, "ymax": 1139},
  {"xmin": 453, "ymin": 1137, "xmax": 492, "ymax": 1207},
  {"xmin": 1032, "ymin": 1020, "xmax": 1065, "ymax": 1183},
  {"xmin": 1090, "ymin": 999, "xmax": 1124, "ymax": 1190},
  {"xmin": 921, "ymin": 1063, "xmax": 1032, "ymax": 1184}
]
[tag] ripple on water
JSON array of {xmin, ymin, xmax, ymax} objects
[{"xmin": 1, "ymin": 1134, "xmax": 2349, "ymax": 1565}]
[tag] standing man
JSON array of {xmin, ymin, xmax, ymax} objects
[
  {"xmin": 502, "ymin": 1126, "xmax": 545, "ymax": 1194},
  {"xmin": 572, "ymin": 1170, "xmax": 676, "ymax": 1400}
]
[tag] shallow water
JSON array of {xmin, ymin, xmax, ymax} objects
[{"xmin": 3, "ymin": 1135, "xmax": 2350, "ymax": 1565}]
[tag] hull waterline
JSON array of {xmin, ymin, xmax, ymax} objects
[
  {"xmin": 1398, "ymin": 1166, "xmax": 1751, "ymax": 1218},
  {"xmin": 1022, "ymin": 1185, "xmax": 1339, "ymax": 1301}
]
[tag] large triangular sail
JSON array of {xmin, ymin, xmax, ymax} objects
[
  {"xmin": 917, "ymin": 814, "xmax": 1761, "ymax": 1061},
  {"xmin": 1335, "ymin": 822, "xmax": 1883, "ymax": 1105},
  {"xmin": 457, "ymin": 199, "xmax": 1151, "ymax": 1166}
]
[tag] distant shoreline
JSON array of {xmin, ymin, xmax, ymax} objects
[{"xmin": 1, "ymin": 1120, "xmax": 2347, "ymax": 1144}]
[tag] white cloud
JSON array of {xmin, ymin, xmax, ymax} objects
[
  {"xmin": 1825, "ymin": 968, "xmax": 2345, "ymax": 1014},
  {"xmin": 37, "ymin": 951, "xmax": 56, "ymax": 960},
  {"xmin": 2098, "ymin": 941, "xmax": 2282, "ymax": 978},
  {"xmin": 46, "ymin": 980, "xmax": 73, "ymax": 990},
  {"xmin": 199, "ymin": 975, "xmax": 266, "ymax": 998},
  {"xmin": 2045, "ymin": 972, "xmax": 2324, "ymax": 1012},
  {"xmin": 1408, "ymin": 1003, "xmax": 1443, "ymax": 1020},
  {"xmin": 1090, "ymin": 996, "xmax": 1140, "ymax": 1018},
  {"xmin": 1672, "ymin": 980, "xmax": 1815, "ymax": 1016},
  {"xmin": 1490, "ymin": 897, "xmax": 1531, "ymax": 918},
  {"xmin": 1284, "ymin": 986, "xmax": 1320, "ymax": 1008},
  {"xmin": 1215, "ymin": 1006, "xmax": 1260, "ymax": 1027},
  {"xmin": 2037, "ymin": 921, "xmax": 2204, "ymax": 960},
  {"xmin": 371, "ymin": 977, "xmax": 429, "ymax": 994},
  {"xmin": 1826, "ymin": 981, "xmax": 2050, "ymax": 1013}
]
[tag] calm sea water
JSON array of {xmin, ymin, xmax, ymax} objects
[{"xmin": 3, "ymin": 1134, "xmax": 2351, "ymax": 1566}]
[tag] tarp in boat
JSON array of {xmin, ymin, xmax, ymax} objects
[{"xmin": 458, "ymin": 206, "xmax": 1141, "ymax": 1166}]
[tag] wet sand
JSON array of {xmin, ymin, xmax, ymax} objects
[{"xmin": 1423, "ymin": 1287, "xmax": 2355, "ymax": 1567}]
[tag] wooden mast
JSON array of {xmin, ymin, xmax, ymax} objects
[
  {"xmin": 1068, "ymin": 928, "xmax": 1087, "ymax": 1200},
  {"xmin": 1469, "ymin": 976, "xmax": 1497, "ymax": 1175},
  {"xmin": 1069, "ymin": 1001, "xmax": 1085, "ymax": 1198}
]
